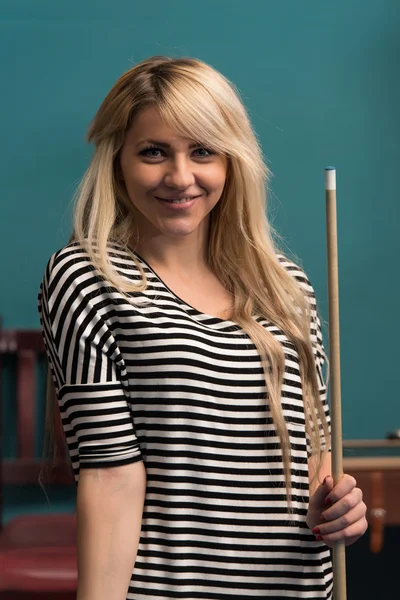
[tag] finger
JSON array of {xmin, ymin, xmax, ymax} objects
[
  {"xmin": 309, "ymin": 475, "xmax": 334, "ymax": 510},
  {"xmin": 318, "ymin": 517, "xmax": 368, "ymax": 547},
  {"xmin": 314, "ymin": 500, "xmax": 367, "ymax": 536},
  {"xmin": 321, "ymin": 487, "xmax": 363, "ymax": 522},
  {"xmin": 325, "ymin": 474, "xmax": 357, "ymax": 505}
]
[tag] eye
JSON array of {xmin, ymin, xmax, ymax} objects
[
  {"xmin": 193, "ymin": 147, "xmax": 216, "ymax": 158},
  {"xmin": 139, "ymin": 146, "xmax": 164, "ymax": 158},
  {"xmin": 138, "ymin": 145, "xmax": 216, "ymax": 159}
]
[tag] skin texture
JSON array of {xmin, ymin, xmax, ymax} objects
[
  {"xmin": 308, "ymin": 453, "xmax": 368, "ymax": 547},
  {"xmin": 119, "ymin": 106, "xmax": 368, "ymax": 549},
  {"xmin": 119, "ymin": 106, "xmax": 228, "ymax": 274},
  {"xmin": 76, "ymin": 461, "xmax": 146, "ymax": 600}
]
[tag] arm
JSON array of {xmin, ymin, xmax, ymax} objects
[
  {"xmin": 301, "ymin": 272, "xmax": 367, "ymax": 545},
  {"xmin": 38, "ymin": 248, "xmax": 145, "ymax": 596},
  {"xmin": 308, "ymin": 451, "xmax": 332, "ymax": 496},
  {"xmin": 280, "ymin": 257, "xmax": 332, "ymax": 490},
  {"xmin": 76, "ymin": 461, "xmax": 146, "ymax": 600}
]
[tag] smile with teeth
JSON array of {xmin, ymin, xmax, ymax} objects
[
  {"xmin": 159, "ymin": 197, "xmax": 193, "ymax": 204},
  {"xmin": 156, "ymin": 196, "xmax": 199, "ymax": 204}
]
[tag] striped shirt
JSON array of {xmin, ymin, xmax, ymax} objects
[{"xmin": 38, "ymin": 242, "xmax": 333, "ymax": 599}]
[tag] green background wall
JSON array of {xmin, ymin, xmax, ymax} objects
[
  {"xmin": 1, "ymin": 0, "xmax": 399, "ymax": 486},
  {"xmin": 3, "ymin": 0, "xmax": 399, "ymax": 440},
  {"xmin": 1, "ymin": 2, "xmax": 399, "ymax": 596}
]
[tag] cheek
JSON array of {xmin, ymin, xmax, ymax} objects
[
  {"xmin": 214, "ymin": 159, "xmax": 228, "ymax": 184},
  {"xmin": 124, "ymin": 162, "xmax": 162, "ymax": 193},
  {"xmin": 202, "ymin": 163, "xmax": 227, "ymax": 191}
]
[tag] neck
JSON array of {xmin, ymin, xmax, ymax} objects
[{"xmin": 131, "ymin": 228, "xmax": 211, "ymax": 277}]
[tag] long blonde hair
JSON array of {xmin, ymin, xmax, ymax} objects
[{"xmin": 47, "ymin": 55, "xmax": 330, "ymax": 506}]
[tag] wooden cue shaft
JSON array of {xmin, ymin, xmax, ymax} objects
[{"xmin": 325, "ymin": 167, "xmax": 347, "ymax": 600}]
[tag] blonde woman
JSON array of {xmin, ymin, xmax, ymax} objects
[{"xmin": 38, "ymin": 56, "xmax": 367, "ymax": 600}]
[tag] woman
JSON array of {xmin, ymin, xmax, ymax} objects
[{"xmin": 38, "ymin": 55, "xmax": 367, "ymax": 600}]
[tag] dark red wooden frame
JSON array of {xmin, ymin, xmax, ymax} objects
[{"xmin": 0, "ymin": 327, "xmax": 77, "ymax": 598}]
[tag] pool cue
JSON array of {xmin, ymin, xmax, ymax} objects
[{"xmin": 325, "ymin": 167, "xmax": 347, "ymax": 599}]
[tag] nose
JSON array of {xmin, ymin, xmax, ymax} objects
[{"xmin": 163, "ymin": 155, "xmax": 196, "ymax": 189}]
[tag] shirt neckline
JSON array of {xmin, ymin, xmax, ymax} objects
[{"xmin": 130, "ymin": 250, "xmax": 243, "ymax": 332}]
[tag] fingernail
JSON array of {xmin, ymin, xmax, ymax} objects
[
  {"xmin": 315, "ymin": 535, "xmax": 323, "ymax": 541},
  {"xmin": 325, "ymin": 498, "xmax": 332, "ymax": 507},
  {"xmin": 312, "ymin": 527, "xmax": 320, "ymax": 535},
  {"xmin": 323, "ymin": 476, "xmax": 329, "ymax": 485}
]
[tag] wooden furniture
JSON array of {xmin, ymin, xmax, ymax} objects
[
  {"xmin": 343, "ymin": 440, "xmax": 400, "ymax": 554},
  {"xmin": 0, "ymin": 328, "xmax": 77, "ymax": 598}
]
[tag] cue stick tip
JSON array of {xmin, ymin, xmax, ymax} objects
[{"xmin": 325, "ymin": 167, "xmax": 336, "ymax": 190}]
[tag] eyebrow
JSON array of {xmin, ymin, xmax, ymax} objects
[{"xmin": 135, "ymin": 139, "xmax": 202, "ymax": 149}]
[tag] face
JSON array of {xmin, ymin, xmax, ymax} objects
[{"xmin": 119, "ymin": 106, "xmax": 228, "ymax": 246}]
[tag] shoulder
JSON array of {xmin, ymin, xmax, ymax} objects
[
  {"xmin": 276, "ymin": 253, "xmax": 315, "ymax": 299},
  {"xmin": 39, "ymin": 242, "xmax": 143, "ymax": 317},
  {"xmin": 276, "ymin": 253, "xmax": 325, "ymax": 356},
  {"xmin": 42, "ymin": 241, "xmax": 138, "ymax": 289}
]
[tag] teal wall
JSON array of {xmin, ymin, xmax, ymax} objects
[{"xmin": 1, "ymin": 0, "xmax": 399, "ymax": 444}]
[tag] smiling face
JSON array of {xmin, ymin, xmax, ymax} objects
[{"xmin": 119, "ymin": 106, "xmax": 228, "ymax": 249}]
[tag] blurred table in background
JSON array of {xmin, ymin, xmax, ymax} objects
[{"xmin": 343, "ymin": 440, "xmax": 400, "ymax": 553}]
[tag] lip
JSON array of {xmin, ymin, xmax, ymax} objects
[{"xmin": 154, "ymin": 195, "xmax": 201, "ymax": 209}]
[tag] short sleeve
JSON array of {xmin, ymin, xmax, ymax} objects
[
  {"xmin": 277, "ymin": 254, "xmax": 331, "ymax": 457},
  {"xmin": 306, "ymin": 283, "xmax": 331, "ymax": 457},
  {"xmin": 38, "ymin": 246, "xmax": 142, "ymax": 476}
]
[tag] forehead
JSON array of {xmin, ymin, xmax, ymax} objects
[{"xmin": 126, "ymin": 106, "xmax": 191, "ymax": 145}]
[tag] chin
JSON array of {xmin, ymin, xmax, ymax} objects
[
  {"xmin": 161, "ymin": 226, "xmax": 199, "ymax": 237},
  {"xmin": 154, "ymin": 215, "xmax": 209, "ymax": 236}
]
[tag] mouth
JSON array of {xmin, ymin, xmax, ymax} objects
[{"xmin": 154, "ymin": 195, "xmax": 201, "ymax": 207}]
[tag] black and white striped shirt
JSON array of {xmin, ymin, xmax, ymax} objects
[{"xmin": 38, "ymin": 242, "xmax": 332, "ymax": 599}]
